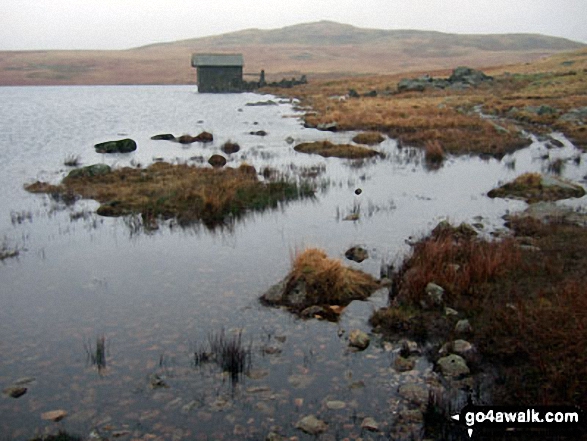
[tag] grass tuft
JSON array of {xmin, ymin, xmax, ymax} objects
[
  {"xmin": 294, "ymin": 140, "xmax": 381, "ymax": 159},
  {"xmin": 352, "ymin": 131, "xmax": 385, "ymax": 145},
  {"xmin": 287, "ymin": 248, "xmax": 381, "ymax": 307},
  {"xmin": 25, "ymin": 162, "xmax": 314, "ymax": 229}
]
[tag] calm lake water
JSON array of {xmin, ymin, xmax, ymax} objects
[{"xmin": 0, "ymin": 86, "xmax": 585, "ymax": 440}]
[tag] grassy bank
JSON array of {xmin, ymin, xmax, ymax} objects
[
  {"xmin": 371, "ymin": 219, "xmax": 587, "ymax": 409},
  {"xmin": 271, "ymin": 48, "xmax": 587, "ymax": 155},
  {"xmin": 26, "ymin": 162, "xmax": 314, "ymax": 228}
]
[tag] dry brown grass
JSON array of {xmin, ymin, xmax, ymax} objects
[
  {"xmin": 372, "ymin": 218, "xmax": 587, "ymax": 408},
  {"xmin": 294, "ymin": 140, "xmax": 381, "ymax": 159},
  {"xmin": 286, "ymin": 248, "xmax": 381, "ymax": 306},
  {"xmin": 281, "ymin": 48, "xmax": 587, "ymax": 155},
  {"xmin": 488, "ymin": 172, "xmax": 586, "ymax": 202},
  {"xmin": 352, "ymin": 131, "xmax": 385, "ymax": 145},
  {"xmin": 26, "ymin": 162, "xmax": 313, "ymax": 227},
  {"xmin": 424, "ymin": 140, "xmax": 445, "ymax": 164}
]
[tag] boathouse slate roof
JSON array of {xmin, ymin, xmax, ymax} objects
[{"xmin": 191, "ymin": 54, "xmax": 244, "ymax": 68}]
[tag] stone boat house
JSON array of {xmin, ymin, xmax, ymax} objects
[{"xmin": 191, "ymin": 53, "xmax": 244, "ymax": 93}]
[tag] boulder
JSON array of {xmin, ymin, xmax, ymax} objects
[
  {"xmin": 178, "ymin": 132, "xmax": 214, "ymax": 144},
  {"xmin": 345, "ymin": 246, "xmax": 369, "ymax": 263},
  {"xmin": 66, "ymin": 164, "xmax": 112, "ymax": 179},
  {"xmin": 221, "ymin": 142, "xmax": 240, "ymax": 154},
  {"xmin": 449, "ymin": 66, "xmax": 493, "ymax": 85},
  {"xmin": 94, "ymin": 138, "xmax": 136, "ymax": 154},
  {"xmin": 455, "ymin": 319, "xmax": 473, "ymax": 334},
  {"xmin": 150, "ymin": 134, "xmax": 176, "ymax": 141},
  {"xmin": 439, "ymin": 339, "xmax": 476, "ymax": 359},
  {"xmin": 425, "ymin": 282, "xmax": 445, "ymax": 306},
  {"xmin": 361, "ymin": 417, "xmax": 379, "ymax": 431},
  {"xmin": 349, "ymin": 329, "xmax": 370, "ymax": 350},
  {"xmin": 437, "ymin": 354, "xmax": 470, "ymax": 378},
  {"xmin": 208, "ymin": 154, "xmax": 227, "ymax": 168},
  {"xmin": 316, "ymin": 122, "xmax": 338, "ymax": 132}
]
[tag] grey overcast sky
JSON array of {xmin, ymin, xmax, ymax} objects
[{"xmin": 1, "ymin": 0, "xmax": 585, "ymax": 51}]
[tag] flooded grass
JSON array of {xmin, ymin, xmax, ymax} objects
[
  {"xmin": 25, "ymin": 162, "xmax": 315, "ymax": 228},
  {"xmin": 487, "ymin": 172, "xmax": 586, "ymax": 202},
  {"xmin": 195, "ymin": 329, "xmax": 252, "ymax": 384},
  {"xmin": 84, "ymin": 335, "xmax": 107, "ymax": 372},
  {"xmin": 294, "ymin": 140, "xmax": 381, "ymax": 159},
  {"xmin": 351, "ymin": 131, "xmax": 385, "ymax": 145},
  {"xmin": 0, "ymin": 237, "xmax": 20, "ymax": 261},
  {"xmin": 371, "ymin": 218, "xmax": 587, "ymax": 410},
  {"xmin": 30, "ymin": 431, "xmax": 83, "ymax": 441}
]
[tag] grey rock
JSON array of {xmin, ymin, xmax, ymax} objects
[
  {"xmin": 394, "ymin": 356, "xmax": 415, "ymax": 372},
  {"xmin": 94, "ymin": 138, "xmax": 137, "ymax": 154},
  {"xmin": 326, "ymin": 400, "xmax": 346, "ymax": 410},
  {"xmin": 316, "ymin": 122, "xmax": 338, "ymax": 132},
  {"xmin": 437, "ymin": 354, "xmax": 470, "ymax": 378},
  {"xmin": 296, "ymin": 415, "xmax": 328, "ymax": 435},
  {"xmin": 439, "ymin": 340, "xmax": 476, "ymax": 358},
  {"xmin": 449, "ymin": 66, "xmax": 493, "ymax": 85},
  {"xmin": 361, "ymin": 416, "xmax": 379, "ymax": 431},
  {"xmin": 426, "ymin": 282, "xmax": 445, "ymax": 306},
  {"xmin": 66, "ymin": 164, "xmax": 112, "ymax": 179},
  {"xmin": 300, "ymin": 305, "xmax": 327, "ymax": 318},
  {"xmin": 398, "ymin": 383, "xmax": 429, "ymax": 407},
  {"xmin": 3, "ymin": 386, "xmax": 27, "ymax": 398},
  {"xmin": 150, "ymin": 134, "xmax": 176, "ymax": 141},
  {"xmin": 455, "ymin": 319, "xmax": 473, "ymax": 334},
  {"xmin": 349, "ymin": 329, "xmax": 370, "ymax": 350}
]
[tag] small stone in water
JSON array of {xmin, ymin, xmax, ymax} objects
[
  {"xmin": 41, "ymin": 409, "xmax": 68, "ymax": 422},
  {"xmin": 326, "ymin": 400, "xmax": 346, "ymax": 410},
  {"xmin": 3, "ymin": 386, "xmax": 27, "ymax": 398},
  {"xmin": 361, "ymin": 417, "xmax": 379, "ymax": 431}
]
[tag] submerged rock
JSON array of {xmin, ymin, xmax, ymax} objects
[
  {"xmin": 3, "ymin": 386, "xmax": 27, "ymax": 398},
  {"xmin": 94, "ymin": 138, "xmax": 137, "ymax": 154},
  {"xmin": 296, "ymin": 415, "xmax": 328, "ymax": 435}
]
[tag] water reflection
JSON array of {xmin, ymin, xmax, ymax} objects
[{"xmin": 0, "ymin": 86, "xmax": 585, "ymax": 440}]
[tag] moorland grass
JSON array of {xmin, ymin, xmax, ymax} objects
[
  {"xmin": 25, "ymin": 162, "xmax": 314, "ymax": 228},
  {"xmin": 277, "ymin": 48, "xmax": 587, "ymax": 155},
  {"xmin": 371, "ymin": 219, "xmax": 587, "ymax": 409},
  {"xmin": 286, "ymin": 248, "xmax": 381, "ymax": 307},
  {"xmin": 294, "ymin": 140, "xmax": 381, "ymax": 159},
  {"xmin": 487, "ymin": 172, "xmax": 586, "ymax": 202}
]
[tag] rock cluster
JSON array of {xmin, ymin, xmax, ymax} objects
[{"xmin": 397, "ymin": 66, "xmax": 493, "ymax": 92}]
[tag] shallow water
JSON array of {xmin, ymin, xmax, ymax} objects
[{"xmin": 0, "ymin": 86, "xmax": 585, "ymax": 440}]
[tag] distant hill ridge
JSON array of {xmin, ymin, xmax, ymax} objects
[
  {"xmin": 0, "ymin": 20, "xmax": 584, "ymax": 85},
  {"xmin": 148, "ymin": 20, "xmax": 583, "ymax": 51}
]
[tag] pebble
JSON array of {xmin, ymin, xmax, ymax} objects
[{"xmin": 41, "ymin": 409, "xmax": 68, "ymax": 422}]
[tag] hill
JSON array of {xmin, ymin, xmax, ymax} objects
[{"xmin": 0, "ymin": 21, "xmax": 584, "ymax": 85}]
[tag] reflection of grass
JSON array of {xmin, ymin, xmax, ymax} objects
[
  {"xmin": 30, "ymin": 431, "xmax": 83, "ymax": 441},
  {"xmin": 84, "ymin": 335, "xmax": 107, "ymax": 372},
  {"xmin": 25, "ymin": 162, "xmax": 314, "ymax": 228},
  {"xmin": 294, "ymin": 140, "xmax": 381, "ymax": 159},
  {"xmin": 0, "ymin": 237, "xmax": 19, "ymax": 261}
]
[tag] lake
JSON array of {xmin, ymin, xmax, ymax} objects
[{"xmin": 0, "ymin": 86, "xmax": 585, "ymax": 440}]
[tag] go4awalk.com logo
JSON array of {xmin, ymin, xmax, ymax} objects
[{"xmin": 451, "ymin": 404, "xmax": 584, "ymax": 438}]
